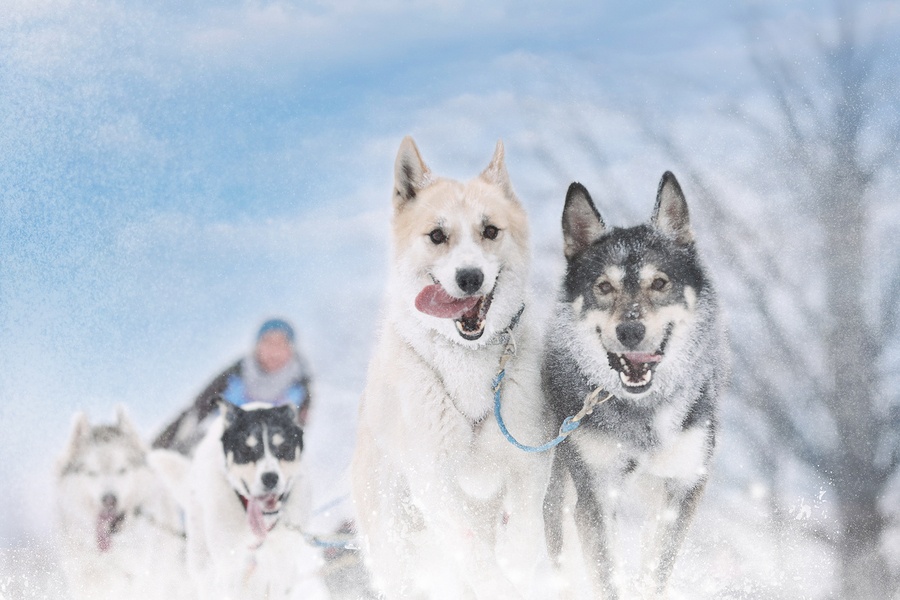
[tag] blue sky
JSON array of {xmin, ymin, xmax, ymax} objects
[{"xmin": 2, "ymin": 0, "xmax": 896, "ymax": 548}]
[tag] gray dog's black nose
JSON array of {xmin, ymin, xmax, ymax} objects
[
  {"xmin": 456, "ymin": 268, "xmax": 484, "ymax": 295},
  {"xmin": 616, "ymin": 321, "xmax": 646, "ymax": 349},
  {"xmin": 261, "ymin": 472, "xmax": 279, "ymax": 490}
]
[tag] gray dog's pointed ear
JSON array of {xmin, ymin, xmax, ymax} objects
[
  {"xmin": 480, "ymin": 139, "xmax": 516, "ymax": 200},
  {"xmin": 58, "ymin": 412, "xmax": 91, "ymax": 475},
  {"xmin": 562, "ymin": 182, "xmax": 606, "ymax": 259},
  {"xmin": 115, "ymin": 404, "xmax": 146, "ymax": 450},
  {"xmin": 393, "ymin": 136, "xmax": 431, "ymax": 210},
  {"xmin": 652, "ymin": 172, "xmax": 693, "ymax": 245}
]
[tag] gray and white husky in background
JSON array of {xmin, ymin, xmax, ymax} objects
[
  {"xmin": 56, "ymin": 407, "xmax": 189, "ymax": 600},
  {"xmin": 542, "ymin": 173, "xmax": 727, "ymax": 598},
  {"xmin": 150, "ymin": 402, "xmax": 329, "ymax": 600}
]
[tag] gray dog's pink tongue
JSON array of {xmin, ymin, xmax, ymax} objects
[
  {"xmin": 415, "ymin": 284, "xmax": 480, "ymax": 319},
  {"xmin": 247, "ymin": 498, "xmax": 268, "ymax": 539},
  {"xmin": 623, "ymin": 352, "xmax": 662, "ymax": 363},
  {"xmin": 96, "ymin": 508, "xmax": 115, "ymax": 552}
]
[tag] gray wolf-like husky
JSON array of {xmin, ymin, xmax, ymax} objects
[
  {"xmin": 150, "ymin": 402, "xmax": 328, "ymax": 600},
  {"xmin": 351, "ymin": 137, "xmax": 552, "ymax": 599},
  {"xmin": 542, "ymin": 173, "xmax": 727, "ymax": 598},
  {"xmin": 56, "ymin": 407, "xmax": 189, "ymax": 600}
]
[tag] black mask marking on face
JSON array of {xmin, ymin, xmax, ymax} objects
[{"xmin": 221, "ymin": 404, "xmax": 303, "ymax": 465}]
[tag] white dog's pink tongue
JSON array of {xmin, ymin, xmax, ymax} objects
[
  {"xmin": 415, "ymin": 284, "xmax": 480, "ymax": 319},
  {"xmin": 247, "ymin": 498, "xmax": 268, "ymax": 539}
]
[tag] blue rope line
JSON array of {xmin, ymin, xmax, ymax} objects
[
  {"xmin": 304, "ymin": 534, "xmax": 359, "ymax": 550},
  {"xmin": 492, "ymin": 370, "xmax": 583, "ymax": 453}
]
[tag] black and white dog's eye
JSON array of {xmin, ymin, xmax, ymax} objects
[
  {"xmin": 428, "ymin": 228, "xmax": 447, "ymax": 244},
  {"xmin": 597, "ymin": 281, "xmax": 615, "ymax": 295},
  {"xmin": 482, "ymin": 225, "xmax": 499, "ymax": 240},
  {"xmin": 651, "ymin": 277, "xmax": 668, "ymax": 291}
]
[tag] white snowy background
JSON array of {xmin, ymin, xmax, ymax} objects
[{"xmin": 1, "ymin": 0, "xmax": 899, "ymax": 598}]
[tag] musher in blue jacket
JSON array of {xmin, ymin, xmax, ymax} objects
[{"xmin": 153, "ymin": 318, "xmax": 313, "ymax": 455}]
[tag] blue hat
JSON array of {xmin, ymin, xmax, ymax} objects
[{"xmin": 257, "ymin": 318, "xmax": 295, "ymax": 343}]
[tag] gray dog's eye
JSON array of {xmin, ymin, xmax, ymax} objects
[
  {"xmin": 597, "ymin": 281, "xmax": 615, "ymax": 295},
  {"xmin": 651, "ymin": 277, "xmax": 668, "ymax": 291}
]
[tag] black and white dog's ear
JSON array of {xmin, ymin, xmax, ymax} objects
[
  {"xmin": 652, "ymin": 171, "xmax": 693, "ymax": 245},
  {"xmin": 562, "ymin": 182, "xmax": 606, "ymax": 259},
  {"xmin": 217, "ymin": 397, "xmax": 242, "ymax": 426},
  {"xmin": 393, "ymin": 136, "xmax": 431, "ymax": 210}
]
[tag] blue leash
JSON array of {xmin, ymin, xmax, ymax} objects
[{"xmin": 491, "ymin": 327, "xmax": 616, "ymax": 453}]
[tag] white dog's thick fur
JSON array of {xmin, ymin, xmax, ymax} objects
[
  {"xmin": 56, "ymin": 407, "xmax": 190, "ymax": 600},
  {"xmin": 149, "ymin": 404, "xmax": 328, "ymax": 600},
  {"xmin": 351, "ymin": 137, "xmax": 552, "ymax": 599}
]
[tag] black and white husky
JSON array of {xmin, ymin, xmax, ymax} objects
[
  {"xmin": 542, "ymin": 173, "xmax": 727, "ymax": 598},
  {"xmin": 56, "ymin": 407, "xmax": 189, "ymax": 600},
  {"xmin": 150, "ymin": 402, "xmax": 328, "ymax": 600}
]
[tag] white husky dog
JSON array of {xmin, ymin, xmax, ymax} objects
[
  {"xmin": 150, "ymin": 402, "xmax": 329, "ymax": 600},
  {"xmin": 56, "ymin": 407, "xmax": 189, "ymax": 600},
  {"xmin": 351, "ymin": 137, "xmax": 552, "ymax": 599}
]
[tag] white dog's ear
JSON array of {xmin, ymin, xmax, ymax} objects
[
  {"xmin": 562, "ymin": 182, "xmax": 606, "ymax": 259},
  {"xmin": 147, "ymin": 449, "xmax": 192, "ymax": 508},
  {"xmin": 58, "ymin": 412, "xmax": 91, "ymax": 475},
  {"xmin": 480, "ymin": 139, "xmax": 516, "ymax": 200},
  {"xmin": 114, "ymin": 404, "xmax": 145, "ymax": 448},
  {"xmin": 393, "ymin": 136, "xmax": 431, "ymax": 210},
  {"xmin": 652, "ymin": 171, "xmax": 693, "ymax": 245}
]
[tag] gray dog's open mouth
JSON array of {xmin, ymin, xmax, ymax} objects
[{"xmin": 607, "ymin": 326, "xmax": 672, "ymax": 393}]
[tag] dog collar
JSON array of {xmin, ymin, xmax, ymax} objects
[{"xmin": 490, "ymin": 304, "xmax": 525, "ymax": 346}]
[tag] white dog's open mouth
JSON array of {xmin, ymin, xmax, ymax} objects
[{"xmin": 415, "ymin": 283, "xmax": 493, "ymax": 340}]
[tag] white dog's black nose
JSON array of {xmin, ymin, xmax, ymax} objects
[
  {"xmin": 456, "ymin": 268, "xmax": 484, "ymax": 295},
  {"xmin": 616, "ymin": 321, "xmax": 646, "ymax": 349},
  {"xmin": 101, "ymin": 493, "xmax": 118, "ymax": 508},
  {"xmin": 261, "ymin": 472, "xmax": 279, "ymax": 490}
]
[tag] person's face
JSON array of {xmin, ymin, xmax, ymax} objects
[{"xmin": 255, "ymin": 331, "xmax": 293, "ymax": 373}]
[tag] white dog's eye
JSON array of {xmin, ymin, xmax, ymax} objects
[
  {"xmin": 482, "ymin": 225, "xmax": 499, "ymax": 240},
  {"xmin": 428, "ymin": 228, "xmax": 447, "ymax": 245},
  {"xmin": 246, "ymin": 436, "xmax": 258, "ymax": 448}
]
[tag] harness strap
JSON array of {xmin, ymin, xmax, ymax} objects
[{"xmin": 280, "ymin": 522, "xmax": 360, "ymax": 550}]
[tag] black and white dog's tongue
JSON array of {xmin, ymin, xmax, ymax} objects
[{"xmin": 247, "ymin": 498, "xmax": 268, "ymax": 539}]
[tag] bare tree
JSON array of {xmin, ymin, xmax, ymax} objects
[{"xmin": 656, "ymin": 5, "xmax": 900, "ymax": 597}]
